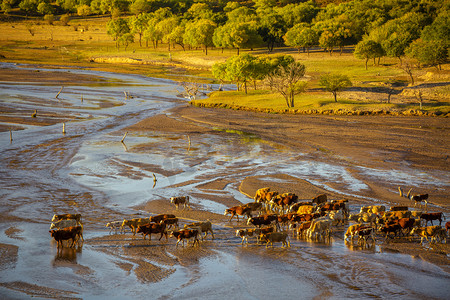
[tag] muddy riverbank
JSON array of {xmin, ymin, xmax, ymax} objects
[{"xmin": 0, "ymin": 64, "xmax": 449, "ymax": 299}]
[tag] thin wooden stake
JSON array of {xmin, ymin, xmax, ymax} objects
[
  {"xmin": 9, "ymin": 129, "xmax": 13, "ymax": 143},
  {"xmin": 62, "ymin": 123, "xmax": 66, "ymax": 134},
  {"xmin": 121, "ymin": 132, "xmax": 128, "ymax": 143},
  {"xmin": 187, "ymin": 135, "xmax": 191, "ymax": 151},
  {"xmin": 55, "ymin": 86, "xmax": 64, "ymax": 99},
  {"xmin": 153, "ymin": 173, "xmax": 157, "ymax": 182},
  {"xmin": 81, "ymin": 95, "xmax": 83, "ymax": 102}
]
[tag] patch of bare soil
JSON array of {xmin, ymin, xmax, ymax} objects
[
  {"xmin": 0, "ymin": 281, "xmax": 80, "ymax": 299},
  {"xmin": 0, "ymin": 243, "xmax": 18, "ymax": 271}
]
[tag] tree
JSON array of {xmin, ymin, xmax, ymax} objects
[
  {"xmin": 183, "ymin": 19, "xmax": 216, "ymax": 55},
  {"xmin": 284, "ymin": 24, "xmax": 319, "ymax": 55},
  {"xmin": 77, "ymin": 4, "xmax": 91, "ymax": 18},
  {"xmin": 220, "ymin": 54, "xmax": 259, "ymax": 93},
  {"xmin": 256, "ymin": 7, "xmax": 285, "ymax": 52},
  {"xmin": 319, "ymin": 74, "xmax": 352, "ymax": 102},
  {"xmin": 165, "ymin": 23, "xmax": 186, "ymax": 51},
  {"xmin": 277, "ymin": 1, "xmax": 319, "ymax": 28},
  {"xmin": 19, "ymin": 0, "xmax": 39, "ymax": 16},
  {"xmin": 38, "ymin": 2, "xmax": 54, "ymax": 15},
  {"xmin": 130, "ymin": 13, "xmax": 149, "ymax": 47},
  {"xmin": 406, "ymin": 39, "xmax": 448, "ymax": 69},
  {"xmin": 129, "ymin": 0, "xmax": 151, "ymax": 15},
  {"xmin": 354, "ymin": 39, "xmax": 384, "ymax": 69},
  {"xmin": 269, "ymin": 61, "xmax": 307, "ymax": 108},
  {"xmin": 156, "ymin": 16, "xmax": 179, "ymax": 51},
  {"xmin": 213, "ymin": 21, "xmax": 262, "ymax": 55},
  {"xmin": 261, "ymin": 54, "xmax": 295, "ymax": 90},
  {"xmin": 211, "ymin": 62, "xmax": 228, "ymax": 90},
  {"xmin": 106, "ymin": 18, "xmax": 131, "ymax": 49}
]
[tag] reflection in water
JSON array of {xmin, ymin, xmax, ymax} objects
[
  {"xmin": 345, "ymin": 239, "xmax": 376, "ymax": 252},
  {"xmin": 52, "ymin": 247, "xmax": 81, "ymax": 266}
]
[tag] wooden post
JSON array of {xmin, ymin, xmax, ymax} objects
[
  {"xmin": 55, "ymin": 86, "xmax": 64, "ymax": 99},
  {"xmin": 81, "ymin": 95, "xmax": 83, "ymax": 102},
  {"xmin": 187, "ymin": 135, "xmax": 191, "ymax": 151},
  {"xmin": 62, "ymin": 123, "xmax": 66, "ymax": 134},
  {"xmin": 9, "ymin": 129, "xmax": 12, "ymax": 143},
  {"xmin": 121, "ymin": 132, "xmax": 128, "ymax": 143}
]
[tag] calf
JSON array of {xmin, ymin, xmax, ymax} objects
[
  {"xmin": 49, "ymin": 226, "xmax": 83, "ymax": 248},
  {"xmin": 170, "ymin": 196, "xmax": 190, "ymax": 210},
  {"xmin": 224, "ymin": 206, "xmax": 252, "ymax": 222},
  {"xmin": 105, "ymin": 221, "xmax": 123, "ymax": 234},
  {"xmin": 410, "ymin": 226, "xmax": 443, "ymax": 244},
  {"xmin": 170, "ymin": 229, "xmax": 199, "ymax": 247},
  {"xmin": 360, "ymin": 205, "xmax": 386, "ymax": 214},
  {"xmin": 52, "ymin": 213, "xmax": 82, "ymax": 225},
  {"xmin": 296, "ymin": 221, "xmax": 312, "ymax": 237},
  {"xmin": 259, "ymin": 232, "xmax": 290, "ymax": 248},
  {"xmin": 297, "ymin": 205, "xmax": 314, "ymax": 215},
  {"xmin": 327, "ymin": 210, "xmax": 345, "ymax": 226},
  {"xmin": 184, "ymin": 220, "xmax": 214, "ymax": 240},
  {"xmin": 357, "ymin": 227, "xmax": 375, "ymax": 243},
  {"xmin": 307, "ymin": 219, "xmax": 332, "ymax": 240},
  {"xmin": 289, "ymin": 202, "xmax": 313, "ymax": 213},
  {"xmin": 380, "ymin": 223, "xmax": 402, "ymax": 239},
  {"xmin": 236, "ymin": 229, "xmax": 257, "ymax": 246},
  {"xmin": 345, "ymin": 224, "xmax": 366, "ymax": 241},
  {"xmin": 136, "ymin": 223, "xmax": 168, "ymax": 241},
  {"xmin": 242, "ymin": 202, "xmax": 263, "ymax": 214},
  {"xmin": 420, "ymin": 212, "xmax": 444, "ymax": 226},
  {"xmin": 121, "ymin": 218, "xmax": 151, "ymax": 235},
  {"xmin": 50, "ymin": 219, "xmax": 78, "ymax": 230},
  {"xmin": 162, "ymin": 217, "xmax": 179, "ymax": 230}
]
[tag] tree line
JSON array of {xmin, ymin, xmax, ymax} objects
[{"xmin": 4, "ymin": 0, "xmax": 448, "ymax": 68}]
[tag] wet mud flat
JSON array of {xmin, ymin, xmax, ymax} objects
[{"xmin": 0, "ymin": 64, "xmax": 449, "ymax": 299}]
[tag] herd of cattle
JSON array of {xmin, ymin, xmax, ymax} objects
[{"xmin": 49, "ymin": 187, "xmax": 449, "ymax": 249}]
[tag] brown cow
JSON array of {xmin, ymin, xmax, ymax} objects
[
  {"xmin": 49, "ymin": 226, "xmax": 83, "ymax": 248},
  {"xmin": 420, "ymin": 212, "xmax": 444, "ymax": 226},
  {"xmin": 254, "ymin": 187, "xmax": 270, "ymax": 202},
  {"xmin": 121, "ymin": 218, "xmax": 151, "ymax": 235},
  {"xmin": 150, "ymin": 214, "xmax": 176, "ymax": 223},
  {"xmin": 224, "ymin": 206, "xmax": 252, "ymax": 222},
  {"xmin": 52, "ymin": 213, "xmax": 82, "ymax": 225},
  {"xmin": 259, "ymin": 232, "xmax": 290, "ymax": 248},
  {"xmin": 312, "ymin": 194, "xmax": 327, "ymax": 205},
  {"xmin": 136, "ymin": 223, "xmax": 168, "ymax": 241},
  {"xmin": 170, "ymin": 229, "xmax": 199, "ymax": 247},
  {"xmin": 247, "ymin": 216, "xmax": 274, "ymax": 227},
  {"xmin": 296, "ymin": 221, "xmax": 312, "ymax": 237},
  {"xmin": 161, "ymin": 218, "xmax": 179, "ymax": 230},
  {"xmin": 270, "ymin": 193, "xmax": 298, "ymax": 213},
  {"xmin": 184, "ymin": 220, "xmax": 214, "ymax": 240}
]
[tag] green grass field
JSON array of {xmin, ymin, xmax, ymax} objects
[{"xmin": 0, "ymin": 15, "xmax": 448, "ymax": 116}]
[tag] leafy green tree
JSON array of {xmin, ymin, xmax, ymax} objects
[
  {"xmin": 144, "ymin": 17, "xmax": 163, "ymax": 48},
  {"xmin": 406, "ymin": 39, "xmax": 448, "ymax": 69},
  {"xmin": 129, "ymin": 0, "xmax": 150, "ymax": 15},
  {"xmin": 269, "ymin": 61, "xmax": 307, "ymax": 108},
  {"xmin": 256, "ymin": 7, "xmax": 285, "ymax": 52},
  {"xmin": 212, "ymin": 62, "xmax": 228, "ymax": 90},
  {"xmin": 19, "ymin": 0, "xmax": 39, "ymax": 15},
  {"xmin": 107, "ymin": 18, "xmax": 131, "ymax": 49},
  {"xmin": 373, "ymin": 12, "xmax": 427, "ymax": 64},
  {"xmin": 354, "ymin": 39, "xmax": 384, "ymax": 69},
  {"xmin": 213, "ymin": 21, "xmax": 262, "ymax": 55},
  {"xmin": 223, "ymin": 54, "xmax": 258, "ymax": 93},
  {"xmin": 119, "ymin": 32, "xmax": 134, "ymax": 51},
  {"xmin": 183, "ymin": 19, "xmax": 216, "ymax": 55},
  {"xmin": 157, "ymin": 16, "xmax": 179, "ymax": 51},
  {"xmin": 319, "ymin": 73, "xmax": 352, "ymax": 102},
  {"xmin": 184, "ymin": 3, "xmax": 214, "ymax": 21},
  {"xmin": 277, "ymin": 1, "xmax": 319, "ymax": 28},
  {"xmin": 38, "ymin": 2, "xmax": 53, "ymax": 15},
  {"xmin": 420, "ymin": 10, "xmax": 449, "ymax": 46},
  {"xmin": 165, "ymin": 23, "xmax": 186, "ymax": 50},
  {"xmin": 1, "ymin": 0, "xmax": 14, "ymax": 14},
  {"xmin": 130, "ymin": 13, "xmax": 149, "ymax": 47},
  {"xmin": 284, "ymin": 24, "xmax": 318, "ymax": 55},
  {"xmin": 77, "ymin": 4, "xmax": 91, "ymax": 18},
  {"xmin": 226, "ymin": 6, "xmax": 257, "ymax": 23}
]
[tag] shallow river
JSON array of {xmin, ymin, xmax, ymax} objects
[{"xmin": 0, "ymin": 63, "xmax": 448, "ymax": 299}]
